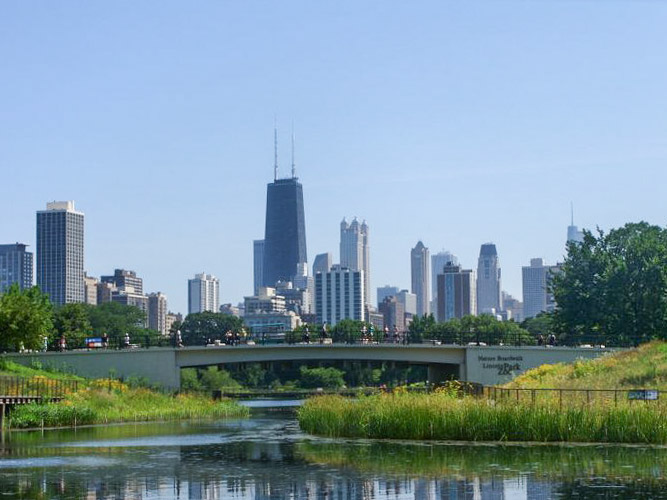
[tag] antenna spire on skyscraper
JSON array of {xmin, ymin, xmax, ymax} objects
[
  {"xmin": 291, "ymin": 123, "xmax": 296, "ymax": 179},
  {"xmin": 570, "ymin": 201, "xmax": 574, "ymax": 226},
  {"xmin": 274, "ymin": 118, "xmax": 279, "ymax": 181}
]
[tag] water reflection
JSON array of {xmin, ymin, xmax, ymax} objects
[{"xmin": 0, "ymin": 414, "xmax": 666, "ymax": 499}]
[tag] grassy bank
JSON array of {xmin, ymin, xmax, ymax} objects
[
  {"xmin": 506, "ymin": 341, "xmax": 667, "ymax": 390},
  {"xmin": 8, "ymin": 379, "xmax": 249, "ymax": 428},
  {"xmin": 298, "ymin": 392, "xmax": 667, "ymax": 443}
]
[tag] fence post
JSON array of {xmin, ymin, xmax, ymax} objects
[
  {"xmin": 614, "ymin": 390, "xmax": 618, "ymax": 407},
  {"xmin": 587, "ymin": 390, "xmax": 591, "ymax": 405},
  {"xmin": 532, "ymin": 389, "xmax": 536, "ymax": 406},
  {"xmin": 559, "ymin": 389, "xmax": 563, "ymax": 411}
]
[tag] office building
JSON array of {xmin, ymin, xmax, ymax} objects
[
  {"xmin": 567, "ymin": 208, "xmax": 584, "ymax": 245},
  {"xmin": 112, "ymin": 289, "xmax": 148, "ymax": 325},
  {"xmin": 396, "ymin": 289, "xmax": 417, "ymax": 316},
  {"xmin": 96, "ymin": 281, "xmax": 114, "ymax": 304},
  {"xmin": 312, "ymin": 252, "xmax": 332, "ymax": 276},
  {"xmin": 83, "ymin": 273, "xmax": 98, "ymax": 305},
  {"xmin": 243, "ymin": 287, "xmax": 300, "ymax": 337},
  {"xmin": 476, "ymin": 243, "xmax": 502, "ymax": 315},
  {"xmin": 376, "ymin": 285, "xmax": 400, "ymax": 308},
  {"xmin": 36, "ymin": 201, "xmax": 85, "ymax": 305},
  {"xmin": 431, "ymin": 250, "xmax": 458, "ymax": 312},
  {"xmin": 188, "ymin": 273, "xmax": 220, "ymax": 314},
  {"xmin": 379, "ymin": 296, "xmax": 405, "ymax": 332},
  {"xmin": 253, "ymin": 239, "xmax": 264, "ymax": 294},
  {"xmin": 148, "ymin": 292, "xmax": 168, "ymax": 335},
  {"xmin": 410, "ymin": 241, "xmax": 430, "ymax": 317},
  {"xmin": 502, "ymin": 291, "xmax": 523, "ymax": 322},
  {"xmin": 436, "ymin": 264, "xmax": 476, "ymax": 321},
  {"xmin": 315, "ymin": 265, "xmax": 364, "ymax": 325},
  {"xmin": 340, "ymin": 218, "xmax": 370, "ymax": 308},
  {"xmin": 165, "ymin": 312, "xmax": 183, "ymax": 335},
  {"xmin": 101, "ymin": 269, "xmax": 143, "ymax": 295},
  {"xmin": 522, "ymin": 258, "xmax": 561, "ymax": 319},
  {"xmin": 0, "ymin": 243, "xmax": 33, "ymax": 293},
  {"xmin": 262, "ymin": 173, "xmax": 307, "ymax": 287}
]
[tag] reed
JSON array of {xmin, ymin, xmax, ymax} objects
[
  {"xmin": 297, "ymin": 392, "xmax": 667, "ymax": 444},
  {"xmin": 9, "ymin": 385, "xmax": 249, "ymax": 429}
]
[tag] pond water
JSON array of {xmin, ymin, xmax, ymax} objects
[{"xmin": 0, "ymin": 403, "xmax": 666, "ymax": 499}]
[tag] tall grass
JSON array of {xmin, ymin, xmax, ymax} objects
[
  {"xmin": 507, "ymin": 341, "xmax": 667, "ymax": 390},
  {"xmin": 298, "ymin": 392, "xmax": 667, "ymax": 444},
  {"xmin": 9, "ymin": 384, "xmax": 249, "ymax": 429}
]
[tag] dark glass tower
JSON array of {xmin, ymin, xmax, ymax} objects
[{"xmin": 262, "ymin": 177, "xmax": 307, "ymax": 287}]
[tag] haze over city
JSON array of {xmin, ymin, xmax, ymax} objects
[{"xmin": 2, "ymin": 1, "xmax": 667, "ymax": 314}]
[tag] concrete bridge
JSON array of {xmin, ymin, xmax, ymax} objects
[{"xmin": 4, "ymin": 344, "xmax": 613, "ymax": 389}]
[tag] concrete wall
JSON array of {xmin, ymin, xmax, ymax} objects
[{"xmin": 463, "ymin": 346, "xmax": 612, "ymax": 386}]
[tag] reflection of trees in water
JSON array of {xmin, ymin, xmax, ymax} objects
[{"xmin": 2, "ymin": 437, "xmax": 667, "ymax": 499}]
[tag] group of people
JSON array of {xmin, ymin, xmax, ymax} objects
[{"xmin": 537, "ymin": 333, "xmax": 557, "ymax": 346}]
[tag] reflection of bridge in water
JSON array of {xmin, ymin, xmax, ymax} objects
[{"xmin": 6, "ymin": 344, "xmax": 612, "ymax": 389}]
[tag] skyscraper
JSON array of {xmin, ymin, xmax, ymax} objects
[
  {"xmin": 567, "ymin": 205, "xmax": 584, "ymax": 245},
  {"xmin": 436, "ymin": 263, "xmax": 476, "ymax": 321},
  {"xmin": 312, "ymin": 252, "xmax": 332, "ymax": 276},
  {"xmin": 253, "ymin": 239, "xmax": 264, "ymax": 294},
  {"xmin": 36, "ymin": 201, "xmax": 84, "ymax": 305},
  {"xmin": 188, "ymin": 273, "xmax": 220, "ymax": 315},
  {"xmin": 522, "ymin": 258, "xmax": 560, "ymax": 319},
  {"xmin": 410, "ymin": 241, "xmax": 430, "ymax": 317},
  {"xmin": 148, "ymin": 292, "xmax": 168, "ymax": 335},
  {"xmin": 476, "ymin": 243, "xmax": 502, "ymax": 314},
  {"xmin": 263, "ymin": 177, "xmax": 307, "ymax": 287},
  {"xmin": 377, "ymin": 285, "xmax": 400, "ymax": 307},
  {"xmin": 315, "ymin": 265, "xmax": 364, "ymax": 325},
  {"xmin": 340, "ymin": 218, "xmax": 370, "ymax": 308},
  {"xmin": 0, "ymin": 243, "xmax": 33, "ymax": 293},
  {"xmin": 431, "ymin": 250, "xmax": 458, "ymax": 313}
]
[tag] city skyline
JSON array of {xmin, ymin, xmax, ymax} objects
[{"xmin": 2, "ymin": 2, "xmax": 666, "ymax": 314}]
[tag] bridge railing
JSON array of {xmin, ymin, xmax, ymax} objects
[
  {"xmin": 0, "ymin": 375, "xmax": 80, "ymax": 398},
  {"xmin": 43, "ymin": 330, "xmax": 637, "ymax": 352}
]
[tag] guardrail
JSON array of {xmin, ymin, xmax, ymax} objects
[
  {"xmin": 0, "ymin": 375, "xmax": 80, "ymax": 398},
  {"xmin": 484, "ymin": 386, "xmax": 662, "ymax": 408},
  {"xmin": 36, "ymin": 330, "xmax": 642, "ymax": 353}
]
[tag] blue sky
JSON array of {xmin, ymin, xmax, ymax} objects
[{"xmin": 2, "ymin": 1, "xmax": 666, "ymax": 314}]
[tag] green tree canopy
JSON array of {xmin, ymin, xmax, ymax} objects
[
  {"xmin": 553, "ymin": 222, "xmax": 667, "ymax": 345},
  {"xmin": 0, "ymin": 284, "xmax": 53, "ymax": 352},
  {"xmin": 180, "ymin": 312, "xmax": 245, "ymax": 345},
  {"xmin": 87, "ymin": 302, "xmax": 147, "ymax": 337},
  {"xmin": 53, "ymin": 303, "xmax": 93, "ymax": 348}
]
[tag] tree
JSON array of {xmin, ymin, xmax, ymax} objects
[
  {"xmin": 53, "ymin": 303, "xmax": 93, "ymax": 348},
  {"xmin": 0, "ymin": 284, "xmax": 54, "ymax": 352},
  {"xmin": 179, "ymin": 312, "xmax": 245, "ymax": 345},
  {"xmin": 298, "ymin": 366, "xmax": 345, "ymax": 389},
  {"xmin": 553, "ymin": 222, "xmax": 667, "ymax": 345},
  {"xmin": 87, "ymin": 302, "xmax": 147, "ymax": 338}
]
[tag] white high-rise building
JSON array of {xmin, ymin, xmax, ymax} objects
[
  {"xmin": 188, "ymin": 273, "xmax": 220, "ymax": 315},
  {"xmin": 410, "ymin": 241, "xmax": 430, "ymax": 317},
  {"xmin": 476, "ymin": 243, "xmax": 502, "ymax": 314},
  {"xmin": 315, "ymin": 265, "xmax": 365, "ymax": 326},
  {"xmin": 522, "ymin": 258, "xmax": 560, "ymax": 319},
  {"xmin": 340, "ymin": 218, "xmax": 370, "ymax": 309}
]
